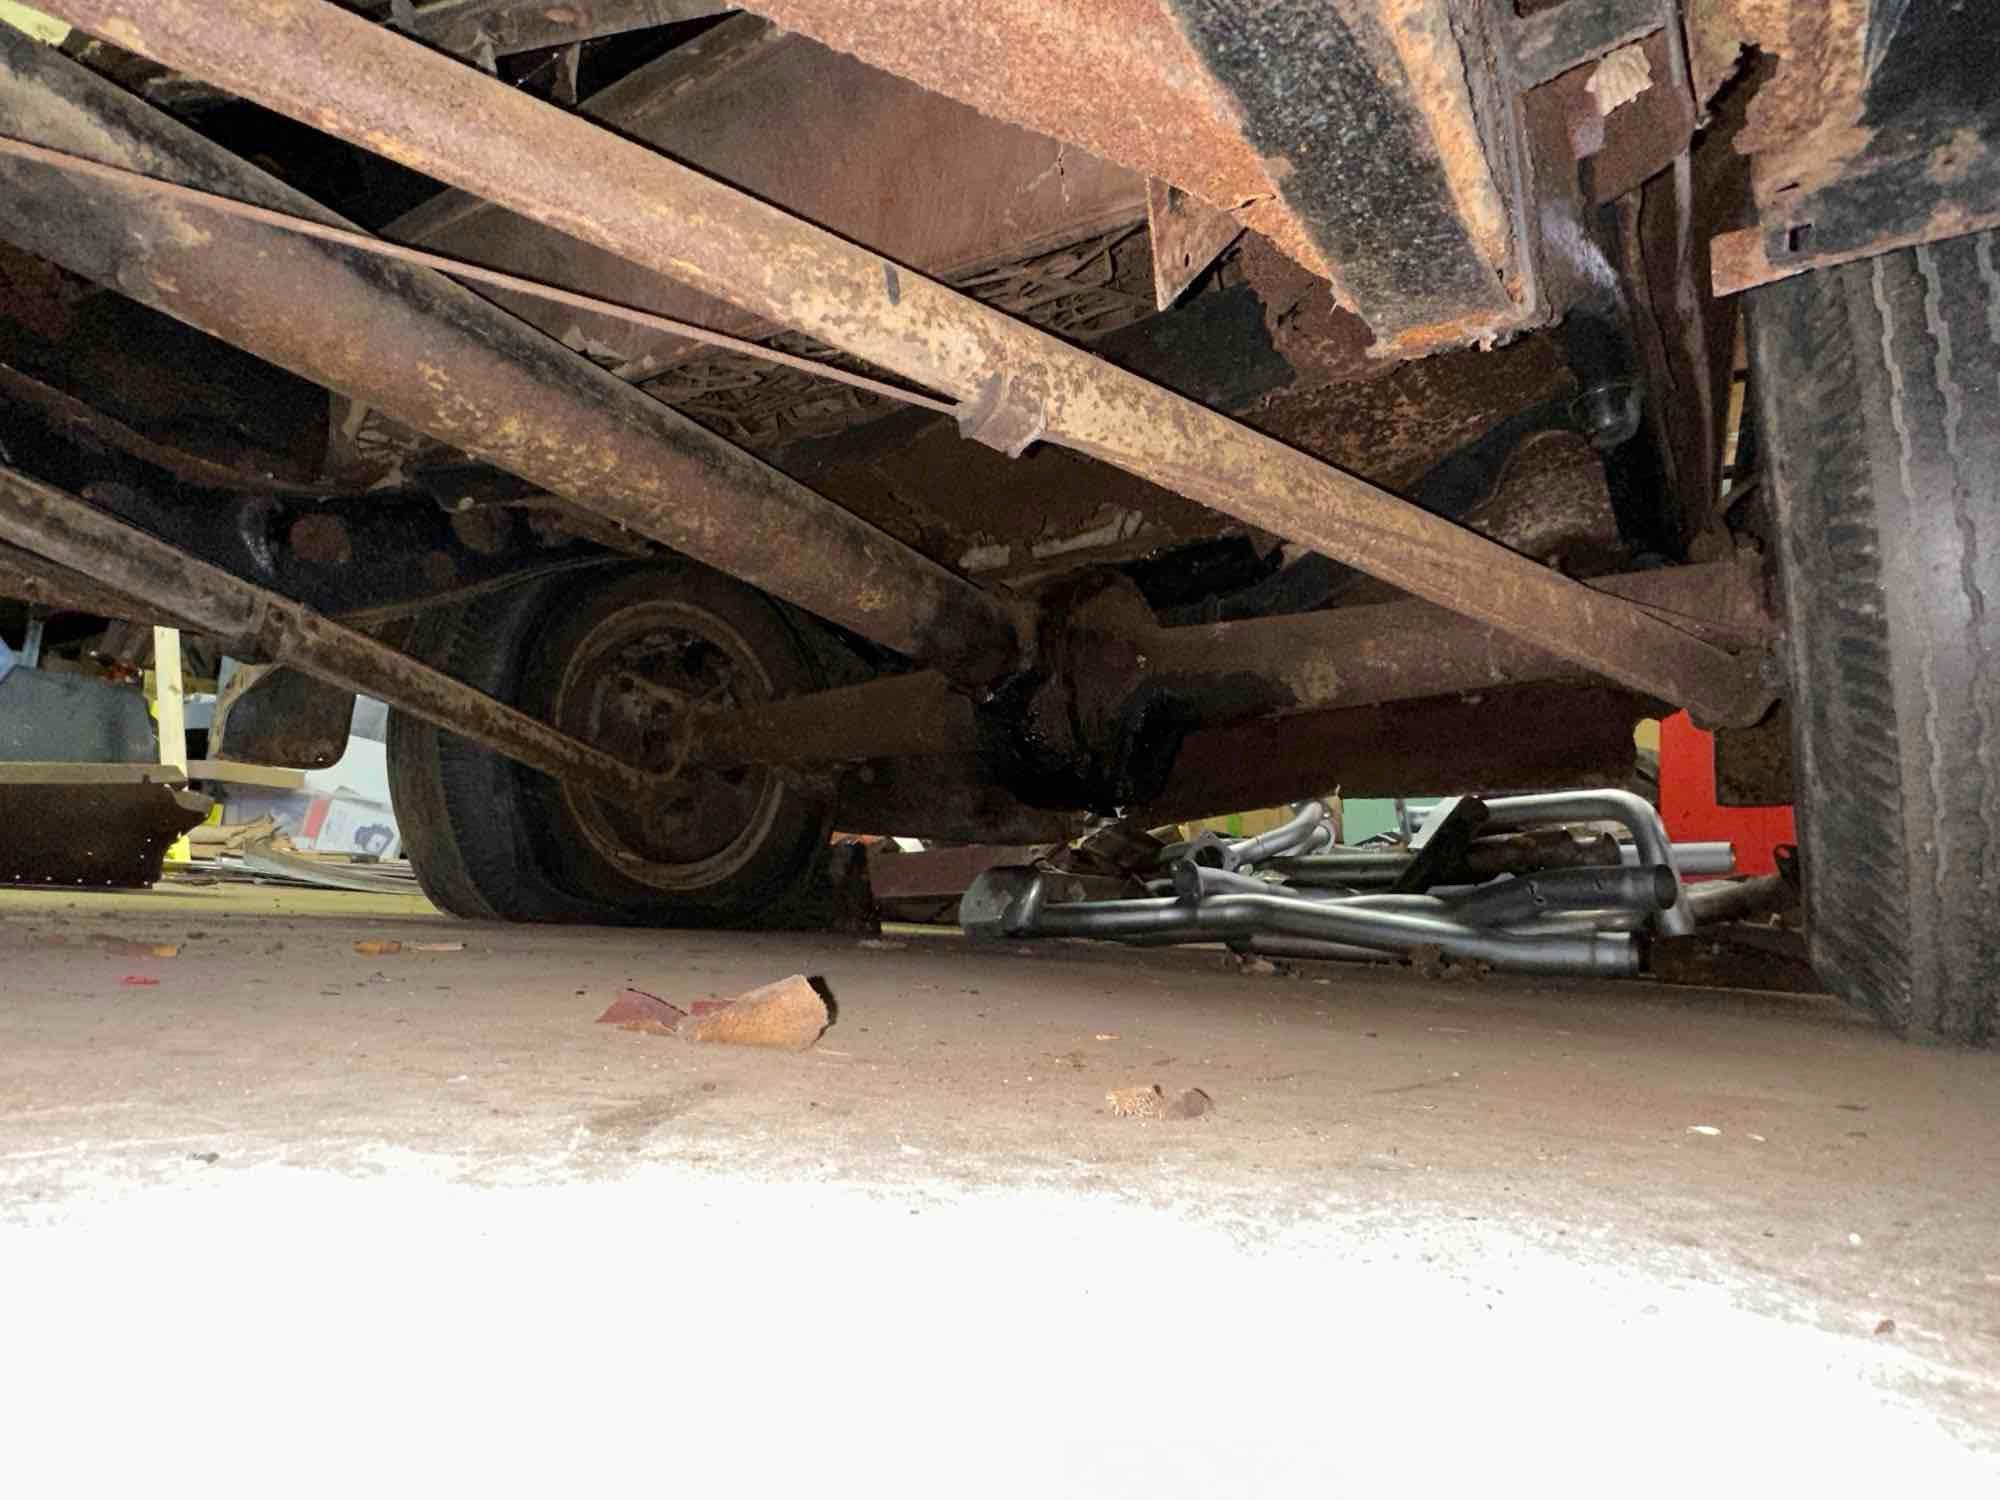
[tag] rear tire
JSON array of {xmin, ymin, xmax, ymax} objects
[
  {"xmin": 388, "ymin": 561, "xmax": 835, "ymax": 926},
  {"xmin": 1750, "ymin": 232, "xmax": 2000, "ymax": 1040}
]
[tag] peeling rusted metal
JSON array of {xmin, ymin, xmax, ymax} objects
[
  {"xmin": 1700, "ymin": 0, "xmax": 2000, "ymax": 294},
  {"xmin": 0, "ymin": 31, "xmax": 1018, "ymax": 681},
  {"xmin": 0, "ymin": 464, "xmax": 661, "ymax": 804},
  {"xmin": 1146, "ymin": 178, "xmax": 1242, "ymax": 311},
  {"xmin": 49, "ymin": 0, "xmax": 1770, "ymax": 724}
]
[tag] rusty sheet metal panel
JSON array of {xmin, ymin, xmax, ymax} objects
[
  {"xmin": 0, "ymin": 764, "xmax": 211, "ymax": 887},
  {"xmin": 744, "ymin": 0, "xmax": 1529, "ymax": 352},
  {"xmin": 57, "ymin": 0, "xmax": 1768, "ymax": 723},
  {"xmin": 0, "ymin": 30, "xmax": 1017, "ymax": 679},
  {"xmin": 1699, "ymin": 0, "xmax": 2000, "ymax": 292},
  {"xmin": 387, "ymin": 14, "xmax": 1148, "ymax": 380}
]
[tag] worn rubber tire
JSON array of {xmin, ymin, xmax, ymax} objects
[
  {"xmin": 387, "ymin": 562, "xmax": 833, "ymax": 926},
  {"xmin": 386, "ymin": 578, "xmax": 600, "ymax": 922},
  {"xmin": 1750, "ymin": 232, "xmax": 2000, "ymax": 1041}
]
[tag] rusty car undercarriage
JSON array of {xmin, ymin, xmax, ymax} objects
[{"xmin": 0, "ymin": 1, "xmax": 1995, "ymax": 1036}]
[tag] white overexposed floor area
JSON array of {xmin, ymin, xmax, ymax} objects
[{"xmin": 3, "ymin": 882, "xmax": 1996, "ymax": 1492}]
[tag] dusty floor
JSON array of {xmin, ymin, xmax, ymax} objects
[{"xmin": 4, "ymin": 880, "xmax": 1998, "ymax": 1490}]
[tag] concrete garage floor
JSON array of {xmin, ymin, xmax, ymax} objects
[{"xmin": 4, "ymin": 882, "xmax": 1999, "ymax": 1491}]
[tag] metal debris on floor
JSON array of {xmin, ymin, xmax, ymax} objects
[{"xmin": 961, "ymin": 790, "xmax": 1802, "ymax": 982}]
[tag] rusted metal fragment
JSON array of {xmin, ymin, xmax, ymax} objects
[
  {"xmin": 1512, "ymin": 0, "xmax": 1665, "ymax": 87},
  {"xmin": 0, "ymin": 31, "xmax": 1016, "ymax": 679},
  {"xmin": 0, "ymin": 763, "xmax": 210, "ymax": 888},
  {"xmin": 1146, "ymin": 178, "xmax": 1242, "ymax": 311},
  {"xmin": 0, "ymin": 464, "xmax": 660, "ymax": 805},
  {"xmin": 675, "ymin": 974, "xmax": 830, "ymax": 1050},
  {"xmin": 1703, "ymin": 0, "xmax": 2000, "ymax": 293},
  {"xmin": 1137, "ymin": 684, "xmax": 1645, "ymax": 823},
  {"xmin": 399, "ymin": 0, "xmax": 725, "ymax": 61}
]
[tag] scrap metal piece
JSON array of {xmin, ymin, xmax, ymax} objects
[
  {"xmin": 38, "ymin": 0, "xmax": 1769, "ymax": 725},
  {"xmin": 0, "ymin": 32, "xmax": 1018, "ymax": 683},
  {"xmin": 959, "ymin": 865, "xmax": 1642, "ymax": 976},
  {"xmin": 0, "ymin": 465, "xmax": 661, "ymax": 806},
  {"xmin": 0, "ymin": 762, "xmax": 210, "ymax": 887},
  {"xmin": 1146, "ymin": 178, "xmax": 1243, "ymax": 310}
]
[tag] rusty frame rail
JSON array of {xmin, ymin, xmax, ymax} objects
[
  {"xmin": 39, "ymin": 0, "xmax": 1770, "ymax": 726},
  {"xmin": 0, "ymin": 31, "xmax": 1018, "ymax": 682},
  {"xmin": 0, "ymin": 465, "xmax": 661, "ymax": 805},
  {"xmin": 695, "ymin": 557, "xmax": 1774, "ymax": 769}
]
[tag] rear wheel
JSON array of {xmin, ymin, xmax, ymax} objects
[
  {"xmin": 1750, "ymin": 232, "xmax": 2000, "ymax": 1040},
  {"xmin": 387, "ymin": 561, "xmax": 835, "ymax": 926}
]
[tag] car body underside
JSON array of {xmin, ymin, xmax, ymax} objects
[{"xmin": 0, "ymin": 0, "xmax": 1991, "ymax": 849}]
